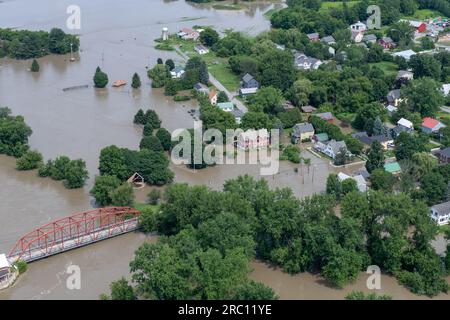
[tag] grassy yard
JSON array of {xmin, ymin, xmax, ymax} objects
[
  {"xmin": 369, "ymin": 61, "xmax": 399, "ymax": 76},
  {"xmin": 264, "ymin": 8, "xmax": 280, "ymax": 19},
  {"xmin": 319, "ymin": 1, "xmax": 360, "ymax": 12},
  {"xmin": 403, "ymin": 9, "xmax": 446, "ymax": 20},
  {"xmin": 155, "ymin": 35, "xmax": 240, "ymax": 92},
  {"xmin": 134, "ymin": 203, "xmax": 160, "ymax": 212}
]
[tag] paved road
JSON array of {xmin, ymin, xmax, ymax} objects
[{"xmin": 175, "ymin": 46, "xmax": 248, "ymax": 114}]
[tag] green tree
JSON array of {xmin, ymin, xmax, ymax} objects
[
  {"xmin": 133, "ymin": 109, "xmax": 146, "ymax": 125},
  {"xmin": 288, "ymin": 78, "xmax": 313, "ymax": 107},
  {"xmin": 147, "ymin": 189, "xmax": 161, "ymax": 205},
  {"xmin": 402, "ymin": 78, "xmax": 444, "ymax": 117},
  {"xmin": 16, "ymin": 150, "xmax": 43, "ymax": 170},
  {"xmin": 366, "ymin": 141, "xmax": 384, "ymax": 173},
  {"xmin": 249, "ymin": 86, "xmax": 283, "ymax": 114},
  {"xmin": 231, "ymin": 281, "xmax": 277, "ymax": 300},
  {"xmin": 165, "ymin": 59, "xmax": 175, "ymax": 71},
  {"xmin": 64, "ymin": 159, "xmax": 89, "ymax": 189},
  {"xmin": 99, "ymin": 145, "xmax": 129, "ymax": 181},
  {"xmin": 143, "ymin": 123, "xmax": 154, "ymax": 136},
  {"xmin": 110, "ymin": 183, "xmax": 134, "ymax": 207},
  {"xmin": 326, "ymin": 173, "xmax": 342, "ymax": 199},
  {"xmin": 156, "ymin": 128, "xmax": 172, "ymax": 151},
  {"xmin": 200, "ymin": 28, "xmax": 219, "ymax": 47},
  {"xmin": 90, "ymin": 175, "xmax": 122, "ymax": 206},
  {"xmin": 241, "ymin": 112, "xmax": 272, "ymax": 130},
  {"xmin": 93, "ymin": 66, "xmax": 108, "ymax": 88},
  {"xmin": 420, "ymin": 172, "xmax": 447, "ymax": 205},
  {"xmin": 50, "ymin": 156, "xmax": 71, "ymax": 180},
  {"xmin": 140, "ymin": 136, "xmax": 163, "ymax": 152},
  {"xmin": 109, "ymin": 277, "xmax": 136, "ymax": 300},
  {"xmin": 370, "ymin": 169, "xmax": 396, "ymax": 192},
  {"xmin": 131, "ymin": 73, "xmax": 141, "ymax": 89},
  {"xmin": 148, "ymin": 64, "xmax": 170, "ymax": 88},
  {"xmin": 30, "ymin": 59, "xmax": 39, "ymax": 72}
]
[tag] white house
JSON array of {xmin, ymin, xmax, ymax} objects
[
  {"xmin": 350, "ymin": 21, "xmax": 367, "ymax": 33},
  {"xmin": 431, "ymin": 201, "xmax": 450, "ymax": 225},
  {"xmin": 170, "ymin": 65, "xmax": 185, "ymax": 79},
  {"xmin": 442, "ymin": 84, "xmax": 450, "ymax": 96},
  {"xmin": 194, "ymin": 44, "xmax": 209, "ymax": 55},
  {"xmin": 397, "ymin": 118, "xmax": 414, "ymax": 130},
  {"xmin": 392, "ymin": 49, "xmax": 417, "ymax": 61},
  {"xmin": 237, "ymin": 129, "xmax": 270, "ymax": 150},
  {"xmin": 323, "ymin": 140, "xmax": 348, "ymax": 159},
  {"xmin": 0, "ymin": 254, "xmax": 13, "ymax": 289},
  {"xmin": 293, "ymin": 52, "xmax": 323, "ymax": 70}
]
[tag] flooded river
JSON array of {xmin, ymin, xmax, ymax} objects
[{"xmin": 0, "ymin": 0, "xmax": 447, "ymax": 300}]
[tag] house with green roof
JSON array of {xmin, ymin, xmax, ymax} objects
[
  {"xmin": 384, "ymin": 162, "xmax": 401, "ymax": 175},
  {"xmin": 217, "ymin": 102, "xmax": 234, "ymax": 112},
  {"xmin": 312, "ymin": 133, "xmax": 329, "ymax": 143}
]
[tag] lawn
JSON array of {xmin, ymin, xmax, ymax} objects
[
  {"xmin": 134, "ymin": 203, "xmax": 160, "ymax": 212},
  {"xmin": 319, "ymin": 1, "xmax": 360, "ymax": 12},
  {"xmin": 369, "ymin": 61, "xmax": 399, "ymax": 76},
  {"xmin": 154, "ymin": 35, "xmax": 240, "ymax": 92},
  {"xmin": 403, "ymin": 9, "xmax": 446, "ymax": 20}
]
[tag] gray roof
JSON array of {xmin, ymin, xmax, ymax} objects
[
  {"xmin": 242, "ymin": 73, "xmax": 255, "ymax": 83},
  {"xmin": 354, "ymin": 168, "xmax": 371, "ymax": 179},
  {"xmin": 381, "ymin": 37, "xmax": 394, "ymax": 43},
  {"xmin": 328, "ymin": 140, "xmax": 347, "ymax": 155},
  {"xmin": 352, "ymin": 132, "xmax": 391, "ymax": 145},
  {"xmin": 363, "ymin": 34, "xmax": 377, "ymax": 41},
  {"xmin": 293, "ymin": 123, "xmax": 314, "ymax": 136},
  {"xmin": 387, "ymin": 89, "xmax": 401, "ymax": 102},
  {"xmin": 231, "ymin": 109, "xmax": 244, "ymax": 118},
  {"xmin": 315, "ymin": 112, "xmax": 333, "ymax": 120},
  {"xmin": 307, "ymin": 32, "xmax": 320, "ymax": 39},
  {"xmin": 321, "ymin": 35, "xmax": 335, "ymax": 44},
  {"xmin": 397, "ymin": 70, "xmax": 413, "ymax": 78},
  {"xmin": 432, "ymin": 201, "xmax": 450, "ymax": 215},
  {"xmin": 440, "ymin": 147, "xmax": 450, "ymax": 158}
]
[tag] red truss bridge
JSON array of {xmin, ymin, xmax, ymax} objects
[{"xmin": 7, "ymin": 207, "xmax": 141, "ymax": 263}]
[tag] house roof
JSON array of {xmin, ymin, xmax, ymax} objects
[
  {"xmin": 242, "ymin": 73, "xmax": 255, "ymax": 83},
  {"xmin": 314, "ymin": 133, "xmax": 329, "ymax": 142},
  {"xmin": 194, "ymin": 83, "xmax": 208, "ymax": 91},
  {"xmin": 240, "ymin": 87, "xmax": 258, "ymax": 95},
  {"xmin": 422, "ymin": 117, "xmax": 442, "ymax": 129},
  {"xmin": 307, "ymin": 32, "xmax": 320, "ymax": 39},
  {"xmin": 293, "ymin": 123, "xmax": 314, "ymax": 135},
  {"xmin": 321, "ymin": 35, "xmax": 335, "ymax": 43},
  {"xmin": 381, "ymin": 37, "xmax": 394, "ymax": 43},
  {"xmin": 0, "ymin": 254, "xmax": 10, "ymax": 269},
  {"xmin": 301, "ymin": 105, "xmax": 317, "ymax": 113},
  {"xmin": 363, "ymin": 34, "xmax": 377, "ymax": 41},
  {"xmin": 432, "ymin": 201, "xmax": 450, "ymax": 215},
  {"xmin": 384, "ymin": 162, "xmax": 401, "ymax": 174},
  {"xmin": 352, "ymin": 132, "xmax": 392, "ymax": 145},
  {"xmin": 217, "ymin": 102, "xmax": 234, "ymax": 110},
  {"xmin": 327, "ymin": 140, "xmax": 347, "ymax": 155},
  {"xmin": 231, "ymin": 109, "xmax": 244, "ymax": 118},
  {"xmin": 387, "ymin": 89, "xmax": 401, "ymax": 101},
  {"xmin": 398, "ymin": 118, "xmax": 413, "ymax": 129},
  {"xmin": 392, "ymin": 49, "xmax": 416, "ymax": 60},
  {"xmin": 386, "ymin": 105, "xmax": 398, "ymax": 113},
  {"xmin": 354, "ymin": 168, "xmax": 371, "ymax": 179},
  {"xmin": 440, "ymin": 147, "xmax": 450, "ymax": 158},
  {"xmin": 194, "ymin": 44, "xmax": 208, "ymax": 51},
  {"xmin": 397, "ymin": 70, "xmax": 413, "ymax": 79},
  {"xmin": 209, "ymin": 89, "xmax": 217, "ymax": 99},
  {"xmin": 172, "ymin": 65, "xmax": 185, "ymax": 73},
  {"xmin": 315, "ymin": 112, "xmax": 333, "ymax": 121},
  {"xmin": 442, "ymin": 84, "xmax": 450, "ymax": 96}
]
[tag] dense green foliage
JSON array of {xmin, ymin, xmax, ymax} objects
[
  {"xmin": 93, "ymin": 66, "xmax": 109, "ymax": 88},
  {"xmin": 38, "ymin": 156, "xmax": 89, "ymax": 189},
  {"xmin": 0, "ymin": 28, "xmax": 79, "ymax": 59},
  {"xmin": 0, "ymin": 107, "xmax": 32, "ymax": 157}
]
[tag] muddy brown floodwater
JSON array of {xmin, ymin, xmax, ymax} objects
[{"xmin": 0, "ymin": 0, "xmax": 448, "ymax": 300}]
